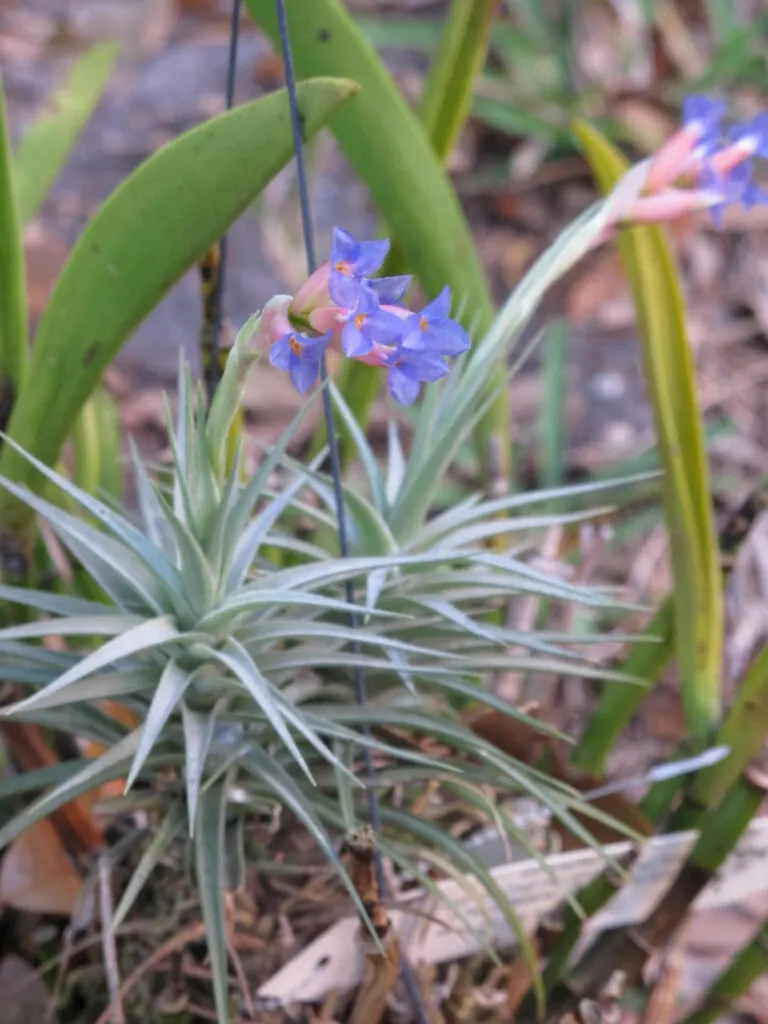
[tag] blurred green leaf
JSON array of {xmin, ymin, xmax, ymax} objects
[
  {"xmin": 0, "ymin": 78, "xmax": 357, "ymax": 535},
  {"xmin": 14, "ymin": 43, "xmax": 119, "ymax": 224},
  {"xmin": 0, "ymin": 75, "xmax": 28, "ymax": 408},
  {"xmin": 420, "ymin": 0, "xmax": 497, "ymax": 162},
  {"xmin": 574, "ymin": 120, "xmax": 722, "ymax": 745}
]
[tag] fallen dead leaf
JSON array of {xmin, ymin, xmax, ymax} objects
[{"xmin": 0, "ymin": 818, "xmax": 82, "ymax": 916}]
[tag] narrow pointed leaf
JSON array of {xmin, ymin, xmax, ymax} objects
[
  {"xmin": 125, "ymin": 660, "xmax": 192, "ymax": 791},
  {"xmin": 195, "ymin": 783, "xmax": 231, "ymax": 1024}
]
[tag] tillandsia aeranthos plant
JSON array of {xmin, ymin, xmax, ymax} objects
[
  {"xmin": 3, "ymin": 82, "xmax": 768, "ymax": 1022},
  {"xmin": 0, "ymin": 173, "xmax": 669, "ymax": 1021}
]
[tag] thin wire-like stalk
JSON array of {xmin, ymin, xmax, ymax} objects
[
  {"xmin": 273, "ymin": 2, "xmax": 428, "ymax": 1019},
  {"xmin": 204, "ymin": 0, "xmax": 242, "ymax": 402}
]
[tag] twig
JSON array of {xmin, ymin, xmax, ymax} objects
[{"xmin": 98, "ymin": 853, "xmax": 125, "ymax": 1024}]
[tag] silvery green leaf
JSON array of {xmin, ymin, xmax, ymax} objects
[
  {"xmin": 112, "ymin": 801, "xmax": 186, "ymax": 930},
  {"xmin": 0, "ymin": 614, "xmax": 145, "ymax": 642},
  {"xmin": 0, "ymin": 585, "xmax": 113, "ymax": 618},
  {"xmin": 6, "ymin": 669, "xmax": 157, "ymax": 711},
  {"xmin": 329, "ymin": 380, "xmax": 385, "ymax": 511},
  {"xmin": 199, "ymin": 589, "xmax": 402, "ymax": 634},
  {"xmin": 261, "ymin": 532, "xmax": 332, "ymax": 562},
  {"xmin": 130, "ymin": 439, "xmax": 175, "ymax": 553},
  {"xmin": 194, "ymin": 782, "xmax": 230, "ymax": 1024},
  {"xmin": 221, "ymin": 393, "xmax": 320, "ymax": 571},
  {"xmin": 192, "ymin": 383, "xmax": 219, "ymax": 537},
  {"xmin": 206, "ymin": 310, "xmax": 262, "ymax": 479},
  {"xmin": 153, "ymin": 488, "xmax": 216, "ymax": 620},
  {"xmin": 0, "ymin": 760, "xmax": 87, "ymax": 801},
  {"xmin": 366, "ymin": 567, "xmax": 388, "ymax": 615},
  {"xmin": 0, "ymin": 728, "xmax": 141, "ymax": 851},
  {"xmin": 182, "ymin": 700, "xmax": 220, "ymax": 832},
  {"xmin": 248, "ymin": 551, "xmax": 471, "ymax": 594},
  {"xmin": 385, "ymin": 419, "xmax": 406, "ymax": 508},
  {"xmin": 3, "ymin": 616, "xmax": 182, "ymax": 716},
  {"xmin": 225, "ymin": 464, "xmax": 312, "ymax": 592},
  {"xmin": 0, "ymin": 436, "xmax": 182, "ymax": 596},
  {"xmin": 416, "ymin": 470, "xmax": 660, "ymax": 547},
  {"xmin": 202, "ymin": 639, "xmax": 312, "ymax": 782},
  {"xmin": 426, "ymin": 506, "xmax": 613, "ymax": 551},
  {"xmin": 126, "ymin": 660, "xmax": 193, "ymax": 790},
  {"xmin": 242, "ymin": 619, "xmax": 448, "ymax": 661},
  {"xmin": 0, "ymin": 477, "xmax": 170, "ymax": 615}
]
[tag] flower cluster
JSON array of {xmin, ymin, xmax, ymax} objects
[
  {"xmin": 257, "ymin": 228, "xmax": 470, "ymax": 405},
  {"xmin": 627, "ymin": 95, "xmax": 768, "ymax": 227}
]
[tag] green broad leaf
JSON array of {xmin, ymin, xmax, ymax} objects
[
  {"xmin": 194, "ymin": 783, "xmax": 231, "ymax": 1024},
  {"xmin": 0, "ymin": 78, "xmax": 358, "ymax": 534},
  {"xmin": 182, "ymin": 701, "xmax": 220, "ymax": 832},
  {"xmin": 243, "ymin": 0, "xmax": 494, "ymax": 329},
  {"xmin": 0, "ymin": 75, "xmax": 28, "ymax": 403},
  {"xmin": 126, "ymin": 660, "xmax": 193, "ymax": 790},
  {"xmin": 419, "ymin": 0, "xmax": 497, "ymax": 161},
  {"xmin": 14, "ymin": 43, "xmax": 119, "ymax": 224},
  {"xmin": 574, "ymin": 120, "xmax": 723, "ymax": 744},
  {"xmin": 112, "ymin": 801, "xmax": 186, "ymax": 931},
  {"xmin": 0, "ymin": 729, "xmax": 141, "ymax": 851},
  {"xmin": 3, "ymin": 616, "xmax": 182, "ymax": 716}
]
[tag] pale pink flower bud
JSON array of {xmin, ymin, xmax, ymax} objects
[
  {"xmin": 291, "ymin": 263, "xmax": 332, "ymax": 317},
  {"xmin": 249, "ymin": 295, "xmax": 294, "ymax": 351}
]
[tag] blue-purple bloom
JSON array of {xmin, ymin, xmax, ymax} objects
[
  {"xmin": 341, "ymin": 288, "xmax": 404, "ymax": 358},
  {"xmin": 329, "ymin": 227, "xmax": 390, "ymax": 308},
  {"xmin": 399, "ymin": 286, "xmax": 471, "ymax": 357},
  {"xmin": 269, "ymin": 329, "xmax": 331, "ymax": 394},
  {"xmin": 366, "ymin": 274, "xmax": 413, "ymax": 305},
  {"xmin": 385, "ymin": 346, "xmax": 451, "ymax": 406},
  {"xmin": 682, "ymin": 95, "xmax": 725, "ymax": 148}
]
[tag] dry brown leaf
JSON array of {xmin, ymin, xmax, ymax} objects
[{"xmin": 0, "ymin": 818, "xmax": 82, "ymax": 916}]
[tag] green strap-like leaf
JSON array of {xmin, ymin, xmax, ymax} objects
[
  {"xmin": 14, "ymin": 43, "xmax": 119, "ymax": 224},
  {"xmin": 574, "ymin": 120, "xmax": 722, "ymax": 744},
  {"xmin": 0, "ymin": 75, "xmax": 28, "ymax": 404},
  {"xmin": 0, "ymin": 78, "xmax": 358, "ymax": 534}
]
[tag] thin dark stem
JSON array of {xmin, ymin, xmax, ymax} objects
[
  {"xmin": 273, "ymin": 2, "xmax": 428, "ymax": 1020},
  {"xmin": 204, "ymin": 0, "xmax": 242, "ymax": 402}
]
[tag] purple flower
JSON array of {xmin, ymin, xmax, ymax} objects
[
  {"xmin": 729, "ymin": 113, "xmax": 768, "ymax": 159},
  {"xmin": 366, "ymin": 274, "xmax": 413, "ymax": 305},
  {"xmin": 329, "ymin": 228, "xmax": 390, "ymax": 308},
  {"xmin": 682, "ymin": 95, "xmax": 725, "ymax": 146},
  {"xmin": 341, "ymin": 289, "xmax": 404, "ymax": 358},
  {"xmin": 269, "ymin": 330, "xmax": 331, "ymax": 394},
  {"xmin": 386, "ymin": 347, "xmax": 450, "ymax": 406},
  {"xmin": 399, "ymin": 287, "xmax": 470, "ymax": 357}
]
